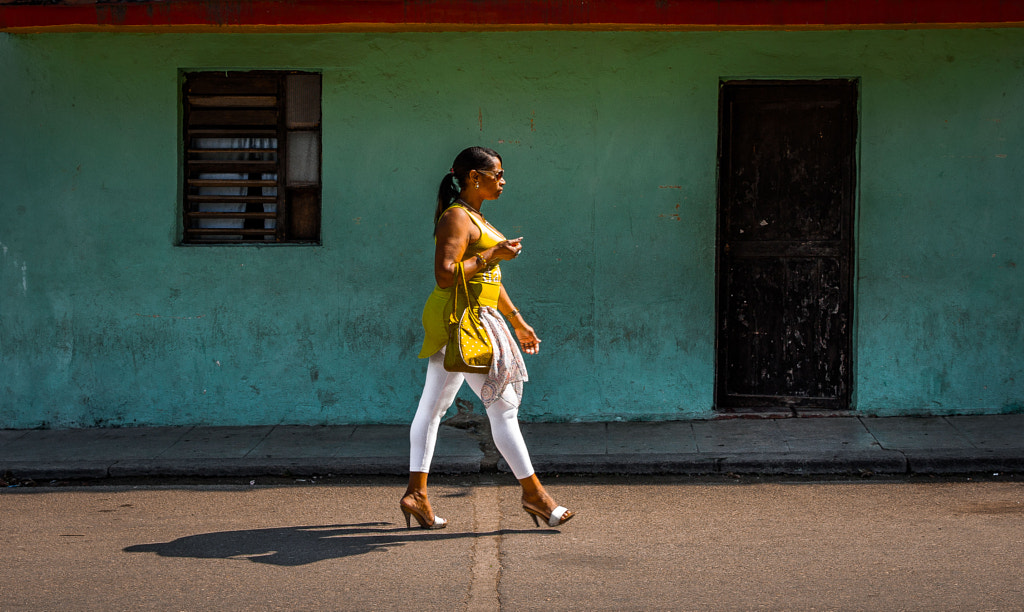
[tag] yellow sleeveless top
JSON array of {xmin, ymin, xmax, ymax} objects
[{"xmin": 418, "ymin": 204, "xmax": 506, "ymax": 358}]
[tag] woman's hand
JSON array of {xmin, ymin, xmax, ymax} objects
[
  {"xmin": 491, "ymin": 237, "xmax": 524, "ymax": 262},
  {"xmin": 514, "ymin": 323, "xmax": 542, "ymax": 355}
]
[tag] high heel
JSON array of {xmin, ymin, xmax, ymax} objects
[
  {"xmin": 400, "ymin": 502, "xmax": 448, "ymax": 530},
  {"xmin": 523, "ymin": 503, "xmax": 573, "ymax": 527}
]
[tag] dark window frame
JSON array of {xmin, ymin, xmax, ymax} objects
[{"xmin": 181, "ymin": 70, "xmax": 322, "ymax": 245}]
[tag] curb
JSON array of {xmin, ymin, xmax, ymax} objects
[
  {"xmin": 513, "ymin": 449, "xmax": 910, "ymax": 476},
  {"xmin": 901, "ymin": 450, "xmax": 1024, "ymax": 475},
  {"xmin": 8, "ymin": 451, "xmax": 1024, "ymax": 481},
  {"xmin": 3, "ymin": 456, "xmax": 486, "ymax": 481}
]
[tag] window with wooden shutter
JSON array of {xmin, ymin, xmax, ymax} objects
[{"xmin": 182, "ymin": 71, "xmax": 321, "ymax": 244}]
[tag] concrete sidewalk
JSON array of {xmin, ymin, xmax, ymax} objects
[{"xmin": 2, "ymin": 414, "xmax": 1023, "ymax": 481}]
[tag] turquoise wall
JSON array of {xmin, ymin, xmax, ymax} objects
[{"xmin": 1, "ymin": 30, "xmax": 1021, "ymax": 428}]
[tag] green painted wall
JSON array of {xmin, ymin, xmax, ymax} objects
[{"xmin": 1, "ymin": 29, "xmax": 1021, "ymax": 428}]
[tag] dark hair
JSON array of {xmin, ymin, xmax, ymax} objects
[{"xmin": 434, "ymin": 146, "xmax": 502, "ymax": 232}]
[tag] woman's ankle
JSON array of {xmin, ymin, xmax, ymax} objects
[{"xmin": 405, "ymin": 471, "xmax": 429, "ymax": 497}]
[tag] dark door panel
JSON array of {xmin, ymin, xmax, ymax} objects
[{"xmin": 716, "ymin": 80, "xmax": 856, "ymax": 411}]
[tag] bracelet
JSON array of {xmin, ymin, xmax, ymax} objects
[
  {"xmin": 506, "ymin": 309, "xmax": 520, "ymax": 318},
  {"xmin": 475, "ymin": 253, "xmax": 488, "ymax": 268}
]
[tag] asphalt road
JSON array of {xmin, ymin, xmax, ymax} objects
[{"xmin": 2, "ymin": 474, "xmax": 1022, "ymax": 611}]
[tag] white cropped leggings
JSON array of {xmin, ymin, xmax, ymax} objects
[{"xmin": 410, "ymin": 349, "xmax": 534, "ymax": 479}]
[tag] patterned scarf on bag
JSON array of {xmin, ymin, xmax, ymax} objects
[{"xmin": 478, "ymin": 306, "xmax": 529, "ymax": 409}]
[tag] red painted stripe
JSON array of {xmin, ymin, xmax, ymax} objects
[{"xmin": 3, "ymin": 0, "xmax": 1024, "ymax": 31}]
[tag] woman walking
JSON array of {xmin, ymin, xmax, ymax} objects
[{"xmin": 401, "ymin": 146, "xmax": 574, "ymax": 530}]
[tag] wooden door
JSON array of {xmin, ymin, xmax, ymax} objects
[{"xmin": 716, "ymin": 80, "xmax": 857, "ymax": 412}]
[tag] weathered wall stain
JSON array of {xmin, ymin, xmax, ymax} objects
[{"xmin": 0, "ymin": 240, "xmax": 28, "ymax": 295}]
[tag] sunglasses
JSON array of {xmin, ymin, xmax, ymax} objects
[{"xmin": 476, "ymin": 169, "xmax": 504, "ymax": 181}]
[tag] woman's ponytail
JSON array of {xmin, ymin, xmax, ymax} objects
[{"xmin": 434, "ymin": 171, "xmax": 459, "ymax": 233}]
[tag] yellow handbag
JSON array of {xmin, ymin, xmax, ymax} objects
[{"xmin": 443, "ymin": 261, "xmax": 493, "ymax": 373}]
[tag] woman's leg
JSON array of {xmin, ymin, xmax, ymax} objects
[
  {"xmin": 462, "ymin": 374, "xmax": 534, "ymax": 479},
  {"xmin": 409, "ymin": 351, "xmax": 465, "ymax": 473},
  {"xmin": 462, "ymin": 373, "xmax": 573, "ymax": 524},
  {"xmin": 404, "ymin": 351, "xmax": 464, "ymax": 526}
]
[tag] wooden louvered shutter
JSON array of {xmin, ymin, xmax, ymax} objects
[{"xmin": 182, "ymin": 71, "xmax": 321, "ymax": 244}]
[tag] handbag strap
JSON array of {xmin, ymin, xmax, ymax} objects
[{"xmin": 448, "ymin": 261, "xmax": 478, "ymax": 327}]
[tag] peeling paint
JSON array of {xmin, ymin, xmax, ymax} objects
[{"xmin": 0, "ymin": 240, "xmax": 28, "ymax": 295}]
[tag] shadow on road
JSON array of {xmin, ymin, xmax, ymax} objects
[{"xmin": 124, "ymin": 523, "xmax": 549, "ymax": 566}]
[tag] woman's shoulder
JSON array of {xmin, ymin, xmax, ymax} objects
[
  {"xmin": 436, "ymin": 204, "xmax": 477, "ymax": 234},
  {"xmin": 438, "ymin": 203, "xmax": 470, "ymax": 221}
]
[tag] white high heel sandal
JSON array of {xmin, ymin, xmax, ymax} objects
[
  {"xmin": 523, "ymin": 504, "xmax": 573, "ymax": 527},
  {"xmin": 400, "ymin": 503, "xmax": 448, "ymax": 530}
]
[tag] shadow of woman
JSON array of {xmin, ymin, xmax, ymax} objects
[{"xmin": 124, "ymin": 523, "xmax": 549, "ymax": 566}]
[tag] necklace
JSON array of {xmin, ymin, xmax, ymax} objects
[
  {"xmin": 455, "ymin": 199, "xmax": 501, "ymax": 234},
  {"xmin": 456, "ymin": 199, "xmax": 485, "ymax": 220}
]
